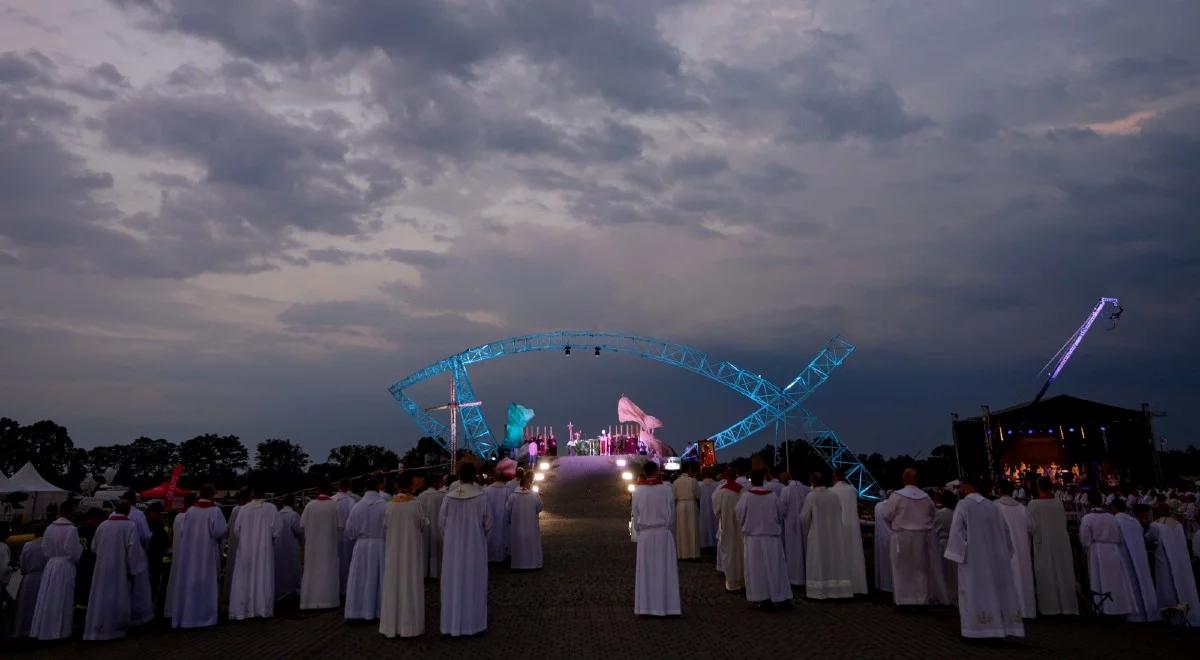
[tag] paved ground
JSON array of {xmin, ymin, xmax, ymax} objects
[{"xmin": 12, "ymin": 456, "xmax": 1195, "ymax": 659}]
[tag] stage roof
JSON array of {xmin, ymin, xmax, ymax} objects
[{"xmin": 960, "ymin": 394, "xmax": 1145, "ymax": 425}]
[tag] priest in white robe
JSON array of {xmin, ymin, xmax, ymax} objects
[
  {"xmin": 345, "ymin": 476, "xmax": 389, "ymax": 621},
  {"xmin": 932, "ymin": 491, "xmax": 957, "ymax": 604},
  {"xmin": 120, "ymin": 490, "xmax": 154, "ymax": 627},
  {"xmin": 1111, "ymin": 498, "xmax": 1157, "ymax": 622},
  {"xmin": 944, "ymin": 475, "xmax": 1024, "ymax": 639},
  {"xmin": 300, "ymin": 486, "xmax": 341, "ymax": 610},
  {"xmin": 1079, "ymin": 491, "xmax": 1133, "ymax": 616},
  {"xmin": 1146, "ymin": 507, "xmax": 1200, "ymax": 626},
  {"xmin": 1026, "ymin": 477, "xmax": 1079, "ymax": 615},
  {"xmin": 228, "ymin": 486, "xmax": 282, "ymax": 621},
  {"xmin": 830, "ymin": 470, "xmax": 868, "ymax": 594},
  {"xmin": 507, "ymin": 472, "xmax": 544, "ymax": 570},
  {"xmin": 735, "ymin": 470, "xmax": 791, "ymax": 607},
  {"xmin": 11, "ymin": 525, "xmax": 47, "ymax": 638},
  {"xmin": 883, "ymin": 471, "xmax": 948, "ymax": 606},
  {"xmin": 800, "ymin": 472, "xmax": 853, "ymax": 600},
  {"xmin": 30, "ymin": 500, "xmax": 82, "ymax": 640},
  {"xmin": 221, "ymin": 488, "xmax": 251, "ymax": 607},
  {"xmin": 672, "ymin": 467, "xmax": 701, "ymax": 560},
  {"xmin": 380, "ymin": 473, "xmax": 428, "ymax": 638},
  {"xmin": 631, "ymin": 461, "xmax": 681, "ymax": 616},
  {"xmin": 417, "ymin": 476, "xmax": 448, "ymax": 578},
  {"xmin": 994, "ymin": 483, "xmax": 1036, "ymax": 618},
  {"xmin": 485, "ymin": 475, "xmax": 512, "ymax": 564},
  {"xmin": 873, "ymin": 498, "xmax": 893, "ymax": 593},
  {"xmin": 440, "ymin": 464, "xmax": 491, "ymax": 636},
  {"xmin": 333, "ymin": 478, "xmax": 358, "ymax": 596},
  {"xmin": 84, "ymin": 501, "xmax": 149, "ymax": 641},
  {"xmin": 167, "ymin": 485, "xmax": 228, "ymax": 629},
  {"xmin": 712, "ymin": 468, "xmax": 745, "ymax": 592},
  {"xmin": 698, "ymin": 468, "xmax": 718, "ymax": 549},
  {"xmin": 781, "ymin": 475, "xmax": 809, "ymax": 587},
  {"xmin": 274, "ymin": 495, "xmax": 304, "ymax": 600}
]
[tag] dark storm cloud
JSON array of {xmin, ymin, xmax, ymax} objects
[{"xmin": 664, "ymin": 152, "xmax": 728, "ymax": 179}]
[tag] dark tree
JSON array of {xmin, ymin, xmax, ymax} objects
[
  {"xmin": 400, "ymin": 437, "xmax": 448, "ymax": 468},
  {"xmin": 255, "ymin": 439, "xmax": 310, "ymax": 474},
  {"xmin": 123, "ymin": 437, "xmax": 180, "ymax": 487},
  {"xmin": 327, "ymin": 444, "xmax": 399, "ymax": 477},
  {"xmin": 179, "ymin": 434, "xmax": 248, "ymax": 486},
  {"xmin": 0, "ymin": 418, "xmax": 77, "ymax": 483}
]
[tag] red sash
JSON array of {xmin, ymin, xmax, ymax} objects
[
  {"xmin": 315, "ymin": 494, "xmax": 332, "ymax": 501},
  {"xmin": 721, "ymin": 481, "xmax": 744, "ymax": 494}
]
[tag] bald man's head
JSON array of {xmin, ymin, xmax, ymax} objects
[{"xmin": 902, "ymin": 468, "xmax": 919, "ymax": 487}]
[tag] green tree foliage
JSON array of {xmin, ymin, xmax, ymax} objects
[
  {"xmin": 251, "ymin": 438, "xmax": 310, "ymax": 494},
  {"xmin": 179, "ymin": 434, "xmax": 248, "ymax": 486},
  {"xmin": 327, "ymin": 444, "xmax": 399, "ymax": 477},
  {"xmin": 400, "ymin": 437, "xmax": 447, "ymax": 468},
  {"xmin": 0, "ymin": 417, "xmax": 77, "ymax": 484}
]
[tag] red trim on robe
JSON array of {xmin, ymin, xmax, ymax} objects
[
  {"xmin": 721, "ymin": 482, "xmax": 744, "ymax": 493},
  {"xmin": 749, "ymin": 488, "xmax": 771, "ymax": 495}
]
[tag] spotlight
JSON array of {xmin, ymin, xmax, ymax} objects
[
  {"xmin": 564, "ymin": 345, "xmax": 571, "ymax": 355},
  {"xmin": 621, "ymin": 471, "xmax": 633, "ymax": 481},
  {"xmin": 532, "ymin": 484, "xmax": 540, "ymax": 493},
  {"xmin": 616, "ymin": 458, "xmax": 627, "ymax": 467},
  {"xmin": 594, "ymin": 346, "xmax": 601, "ymax": 357},
  {"xmin": 538, "ymin": 460, "xmax": 550, "ymax": 471},
  {"xmin": 626, "ymin": 483, "xmax": 636, "ymax": 493},
  {"xmin": 534, "ymin": 472, "xmax": 546, "ymax": 482}
]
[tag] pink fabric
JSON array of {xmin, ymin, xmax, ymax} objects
[{"xmin": 618, "ymin": 396, "xmax": 672, "ymax": 459}]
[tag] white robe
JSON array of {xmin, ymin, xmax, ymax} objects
[
  {"xmin": 830, "ymin": 481, "xmax": 868, "ymax": 594},
  {"xmin": 944, "ymin": 494, "xmax": 1024, "ymax": 639},
  {"xmin": 484, "ymin": 482, "xmax": 511, "ymax": 563},
  {"xmin": 1114, "ymin": 512, "xmax": 1158, "ymax": 622},
  {"xmin": 345, "ymin": 491, "xmax": 388, "ymax": 620},
  {"xmin": 380, "ymin": 495, "xmax": 427, "ymax": 638},
  {"xmin": 167, "ymin": 502, "xmax": 227, "ymax": 628},
  {"xmin": 30, "ymin": 518, "xmax": 81, "ymax": 640},
  {"xmin": 883, "ymin": 488, "xmax": 948, "ymax": 606},
  {"xmin": 84, "ymin": 516, "xmax": 148, "ymax": 640},
  {"xmin": 506, "ymin": 488, "xmax": 544, "ymax": 569},
  {"xmin": 1079, "ymin": 511, "xmax": 1134, "ymax": 616},
  {"xmin": 274, "ymin": 505, "xmax": 303, "ymax": 599},
  {"xmin": 127, "ymin": 507, "xmax": 154, "ymax": 626},
  {"xmin": 1026, "ymin": 498, "xmax": 1078, "ymax": 615},
  {"xmin": 300, "ymin": 497, "xmax": 341, "ymax": 609},
  {"xmin": 873, "ymin": 500, "xmax": 893, "ymax": 593},
  {"xmin": 712, "ymin": 484, "xmax": 745, "ymax": 591},
  {"xmin": 672, "ymin": 474, "xmax": 701, "ymax": 559},
  {"xmin": 698, "ymin": 479, "xmax": 718, "ymax": 548},
  {"xmin": 735, "ymin": 488, "xmax": 791, "ymax": 604},
  {"xmin": 333, "ymin": 490, "xmax": 359, "ymax": 595},
  {"xmin": 994, "ymin": 496, "xmax": 1036, "ymax": 618},
  {"xmin": 417, "ymin": 487, "xmax": 447, "ymax": 578},
  {"xmin": 631, "ymin": 482, "xmax": 680, "ymax": 615},
  {"xmin": 933, "ymin": 506, "xmax": 957, "ymax": 604},
  {"xmin": 800, "ymin": 487, "xmax": 853, "ymax": 599},
  {"xmin": 228, "ymin": 499, "xmax": 281, "ymax": 620},
  {"xmin": 12, "ymin": 538, "xmax": 47, "ymax": 638},
  {"xmin": 440, "ymin": 482, "xmax": 491, "ymax": 636},
  {"xmin": 781, "ymin": 482, "xmax": 809, "ymax": 586},
  {"xmin": 1146, "ymin": 518, "xmax": 1200, "ymax": 626}
]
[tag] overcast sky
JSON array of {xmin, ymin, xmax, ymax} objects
[{"xmin": 2, "ymin": 1, "xmax": 1197, "ymax": 462}]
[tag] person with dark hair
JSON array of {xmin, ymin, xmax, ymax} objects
[
  {"xmin": 712, "ymin": 467, "xmax": 745, "ymax": 592},
  {"xmin": 1146, "ymin": 501, "xmax": 1200, "ymax": 625},
  {"xmin": 631, "ymin": 460, "xmax": 680, "ymax": 616},
  {"xmin": 333, "ymin": 478, "xmax": 358, "ymax": 597},
  {"xmin": 300, "ymin": 483, "xmax": 341, "ymax": 611},
  {"xmin": 228, "ymin": 484, "xmax": 281, "ymax": 621},
  {"xmin": 166, "ymin": 483, "xmax": 227, "ymax": 629},
  {"xmin": 11, "ymin": 522, "xmax": 47, "ymax": 638},
  {"xmin": 84, "ymin": 499, "xmax": 148, "ymax": 640},
  {"xmin": 830, "ymin": 469, "xmax": 868, "ymax": 595},
  {"xmin": 1026, "ymin": 477, "xmax": 1079, "ymax": 615},
  {"xmin": 417, "ymin": 473, "xmax": 449, "ymax": 579},
  {"xmin": 440, "ymin": 461, "xmax": 491, "ymax": 636},
  {"xmin": 144, "ymin": 501, "xmax": 170, "ymax": 619},
  {"xmin": 780, "ymin": 469, "xmax": 811, "ymax": 589},
  {"xmin": 882, "ymin": 468, "xmax": 948, "ymax": 607},
  {"xmin": 944, "ymin": 475, "xmax": 1024, "ymax": 639},
  {"xmin": 800, "ymin": 470, "xmax": 852, "ymax": 599},
  {"xmin": 30, "ymin": 499, "xmax": 82, "ymax": 640},
  {"xmin": 1111, "ymin": 497, "xmax": 1158, "ymax": 622},
  {"xmin": 380, "ymin": 471, "xmax": 428, "ymax": 638},
  {"xmin": 485, "ymin": 468, "xmax": 513, "ymax": 565},
  {"xmin": 346, "ymin": 475, "xmax": 389, "ymax": 621},
  {"xmin": 274, "ymin": 494, "xmax": 303, "ymax": 602},
  {"xmin": 1080, "ymin": 489, "xmax": 1134, "ymax": 616},
  {"xmin": 735, "ymin": 469, "xmax": 791, "ymax": 608}
]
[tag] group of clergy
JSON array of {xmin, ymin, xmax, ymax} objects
[
  {"xmin": 633, "ymin": 463, "xmax": 1200, "ymax": 640},
  {"xmin": 8, "ymin": 462, "xmax": 545, "ymax": 642}
]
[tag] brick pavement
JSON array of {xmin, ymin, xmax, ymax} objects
[{"xmin": 11, "ymin": 456, "xmax": 1193, "ymax": 659}]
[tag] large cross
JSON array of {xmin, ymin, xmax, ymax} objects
[{"xmin": 424, "ymin": 376, "xmax": 481, "ymax": 461}]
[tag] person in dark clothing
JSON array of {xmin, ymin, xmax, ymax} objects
[{"xmin": 145, "ymin": 501, "xmax": 170, "ymax": 620}]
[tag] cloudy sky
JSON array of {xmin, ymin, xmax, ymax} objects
[{"xmin": 2, "ymin": 0, "xmax": 1197, "ymax": 462}]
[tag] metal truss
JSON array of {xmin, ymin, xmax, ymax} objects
[{"xmin": 388, "ymin": 330, "xmax": 880, "ymax": 499}]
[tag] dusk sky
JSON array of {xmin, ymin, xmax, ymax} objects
[{"xmin": 2, "ymin": 1, "xmax": 1197, "ymax": 463}]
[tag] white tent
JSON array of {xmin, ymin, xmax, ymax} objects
[{"xmin": 0, "ymin": 461, "xmax": 69, "ymax": 521}]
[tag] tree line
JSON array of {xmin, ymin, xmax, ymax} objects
[{"xmin": 0, "ymin": 417, "xmax": 448, "ymax": 495}]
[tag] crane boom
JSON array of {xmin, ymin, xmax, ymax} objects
[{"xmin": 1033, "ymin": 296, "xmax": 1121, "ymax": 404}]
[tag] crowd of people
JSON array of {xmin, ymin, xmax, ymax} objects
[
  {"xmin": 631, "ymin": 462, "xmax": 1200, "ymax": 638},
  {"xmin": 0, "ymin": 458, "xmax": 544, "ymax": 643}
]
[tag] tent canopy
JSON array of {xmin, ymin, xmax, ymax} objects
[{"xmin": 0, "ymin": 461, "xmax": 67, "ymax": 494}]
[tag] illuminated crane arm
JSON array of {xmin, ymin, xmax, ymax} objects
[{"xmin": 1033, "ymin": 297, "xmax": 1120, "ymax": 404}]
